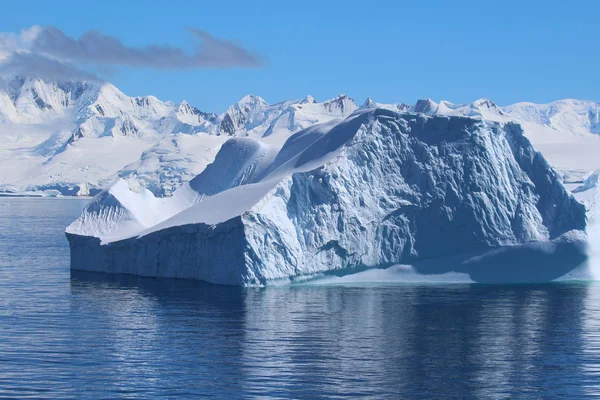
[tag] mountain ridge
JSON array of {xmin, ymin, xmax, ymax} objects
[{"xmin": 1, "ymin": 76, "xmax": 600, "ymax": 196}]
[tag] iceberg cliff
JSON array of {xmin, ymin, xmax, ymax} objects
[{"xmin": 66, "ymin": 109, "xmax": 587, "ymax": 285}]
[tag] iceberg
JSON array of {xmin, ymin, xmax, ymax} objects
[{"xmin": 66, "ymin": 109, "xmax": 587, "ymax": 285}]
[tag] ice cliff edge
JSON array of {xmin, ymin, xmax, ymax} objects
[{"xmin": 66, "ymin": 109, "xmax": 587, "ymax": 285}]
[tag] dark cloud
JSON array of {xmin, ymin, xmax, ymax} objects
[
  {"xmin": 32, "ymin": 26, "xmax": 264, "ymax": 69},
  {"xmin": 0, "ymin": 26, "xmax": 265, "ymax": 82},
  {"xmin": 0, "ymin": 52, "xmax": 102, "ymax": 82}
]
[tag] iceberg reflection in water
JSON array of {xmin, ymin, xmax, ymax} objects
[{"xmin": 64, "ymin": 271, "xmax": 600, "ymax": 398}]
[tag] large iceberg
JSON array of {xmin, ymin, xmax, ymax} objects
[{"xmin": 66, "ymin": 109, "xmax": 587, "ymax": 285}]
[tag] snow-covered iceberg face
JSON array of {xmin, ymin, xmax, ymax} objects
[{"xmin": 66, "ymin": 109, "xmax": 587, "ymax": 285}]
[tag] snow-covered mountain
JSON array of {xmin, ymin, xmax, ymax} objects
[
  {"xmin": 1, "ymin": 75, "xmax": 600, "ymax": 198},
  {"xmin": 0, "ymin": 77, "xmax": 359, "ymax": 196},
  {"xmin": 408, "ymin": 97, "xmax": 600, "ymax": 139},
  {"xmin": 408, "ymin": 97, "xmax": 600, "ymax": 133},
  {"xmin": 0, "ymin": 77, "xmax": 220, "ymax": 195},
  {"xmin": 66, "ymin": 109, "xmax": 587, "ymax": 285},
  {"xmin": 361, "ymin": 97, "xmax": 411, "ymax": 112}
]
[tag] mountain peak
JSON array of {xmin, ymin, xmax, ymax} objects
[
  {"xmin": 413, "ymin": 98, "xmax": 438, "ymax": 114},
  {"xmin": 362, "ymin": 97, "xmax": 376, "ymax": 108},
  {"xmin": 218, "ymin": 94, "xmax": 270, "ymax": 136},
  {"xmin": 318, "ymin": 94, "xmax": 357, "ymax": 116},
  {"xmin": 330, "ymin": 93, "xmax": 349, "ymax": 101},
  {"xmin": 473, "ymin": 98, "xmax": 499, "ymax": 109},
  {"xmin": 300, "ymin": 95, "xmax": 317, "ymax": 104},
  {"xmin": 237, "ymin": 94, "xmax": 267, "ymax": 107},
  {"xmin": 324, "ymin": 94, "xmax": 354, "ymax": 106},
  {"xmin": 176, "ymin": 100, "xmax": 219, "ymax": 125}
]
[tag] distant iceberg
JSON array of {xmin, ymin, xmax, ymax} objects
[{"xmin": 66, "ymin": 109, "xmax": 587, "ymax": 285}]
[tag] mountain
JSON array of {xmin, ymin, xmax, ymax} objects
[
  {"xmin": 361, "ymin": 97, "xmax": 411, "ymax": 112},
  {"xmin": 66, "ymin": 109, "xmax": 587, "ymax": 285},
  {"xmin": 408, "ymin": 97, "xmax": 600, "ymax": 137},
  {"xmin": 504, "ymin": 99, "xmax": 600, "ymax": 136},
  {"xmin": 0, "ymin": 77, "xmax": 358, "ymax": 196},
  {"xmin": 0, "ymin": 77, "xmax": 220, "ymax": 196},
  {"xmin": 218, "ymin": 94, "xmax": 271, "ymax": 136},
  {"xmin": 1, "ymin": 75, "xmax": 600, "ymax": 197}
]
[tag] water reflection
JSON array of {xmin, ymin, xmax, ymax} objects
[
  {"xmin": 69, "ymin": 272, "xmax": 248, "ymax": 398},
  {"xmin": 69, "ymin": 272, "xmax": 598, "ymax": 398},
  {"xmin": 582, "ymin": 283, "xmax": 600, "ymax": 396}
]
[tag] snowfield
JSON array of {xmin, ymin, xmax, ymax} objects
[{"xmin": 66, "ymin": 109, "xmax": 587, "ymax": 285}]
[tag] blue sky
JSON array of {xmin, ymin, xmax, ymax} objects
[{"xmin": 1, "ymin": 0, "xmax": 598, "ymax": 112}]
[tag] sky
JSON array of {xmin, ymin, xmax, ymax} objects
[{"xmin": 0, "ymin": 0, "xmax": 598, "ymax": 112}]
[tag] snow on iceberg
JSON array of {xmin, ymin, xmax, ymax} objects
[{"xmin": 66, "ymin": 109, "xmax": 587, "ymax": 285}]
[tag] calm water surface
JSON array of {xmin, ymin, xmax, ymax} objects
[{"xmin": 2, "ymin": 198, "xmax": 600, "ymax": 399}]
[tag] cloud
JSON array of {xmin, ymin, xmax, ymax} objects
[
  {"xmin": 0, "ymin": 52, "xmax": 101, "ymax": 82},
  {"xmin": 0, "ymin": 25, "xmax": 264, "ymax": 82}
]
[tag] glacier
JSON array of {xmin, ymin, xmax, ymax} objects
[{"xmin": 66, "ymin": 109, "xmax": 587, "ymax": 285}]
